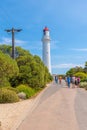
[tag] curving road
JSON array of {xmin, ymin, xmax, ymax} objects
[{"xmin": 18, "ymin": 80, "xmax": 87, "ymax": 130}]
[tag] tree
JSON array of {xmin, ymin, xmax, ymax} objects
[
  {"xmin": 0, "ymin": 51, "xmax": 19, "ymax": 87},
  {"xmin": 0, "ymin": 44, "xmax": 12, "ymax": 56},
  {"xmin": 75, "ymin": 72, "xmax": 87, "ymax": 80},
  {"xmin": 15, "ymin": 50, "xmax": 52, "ymax": 88},
  {"xmin": 66, "ymin": 67, "xmax": 83, "ymax": 76},
  {"xmin": 84, "ymin": 62, "xmax": 87, "ymax": 73},
  {"xmin": 15, "ymin": 55, "xmax": 50, "ymax": 88},
  {"xmin": 0, "ymin": 45, "xmax": 52, "ymax": 88}
]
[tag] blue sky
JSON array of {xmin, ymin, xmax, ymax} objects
[{"xmin": 0, "ymin": 0, "xmax": 87, "ymax": 74}]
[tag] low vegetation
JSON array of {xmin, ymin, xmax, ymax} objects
[
  {"xmin": 0, "ymin": 88, "xmax": 19, "ymax": 103},
  {"xmin": 79, "ymin": 82, "xmax": 87, "ymax": 88},
  {"xmin": 16, "ymin": 85, "xmax": 36, "ymax": 98}
]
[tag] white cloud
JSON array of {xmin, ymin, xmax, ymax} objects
[
  {"xmin": 15, "ymin": 39, "xmax": 27, "ymax": 45},
  {"xmin": 0, "ymin": 37, "xmax": 60, "ymax": 51},
  {"xmin": 71, "ymin": 48, "xmax": 87, "ymax": 51},
  {"xmin": 0, "ymin": 38, "xmax": 42, "ymax": 51},
  {"xmin": 1, "ymin": 37, "xmax": 12, "ymax": 44},
  {"xmin": 52, "ymin": 55, "xmax": 84, "ymax": 59},
  {"xmin": 0, "ymin": 37, "xmax": 27, "ymax": 46},
  {"xmin": 52, "ymin": 63, "xmax": 84, "ymax": 69}
]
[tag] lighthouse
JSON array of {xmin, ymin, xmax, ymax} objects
[{"xmin": 42, "ymin": 27, "xmax": 51, "ymax": 73}]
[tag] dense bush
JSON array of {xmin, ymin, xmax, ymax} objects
[
  {"xmin": 79, "ymin": 82, "xmax": 87, "ymax": 88},
  {"xmin": 0, "ymin": 50, "xmax": 19, "ymax": 87},
  {"xmin": 0, "ymin": 78, "xmax": 11, "ymax": 87},
  {"xmin": 80, "ymin": 78, "xmax": 87, "ymax": 82},
  {"xmin": 75, "ymin": 72, "xmax": 87, "ymax": 80},
  {"xmin": 14, "ymin": 54, "xmax": 52, "ymax": 88},
  {"xmin": 66, "ymin": 67, "xmax": 83, "ymax": 76},
  {"xmin": 16, "ymin": 85, "xmax": 35, "ymax": 98},
  {"xmin": 16, "ymin": 56, "xmax": 40, "ymax": 88},
  {"xmin": 0, "ymin": 89, "xmax": 19, "ymax": 103},
  {"xmin": 0, "ymin": 51, "xmax": 19, "ymax": 78},
  {"xmin": 5, "ymin": 86, "xmax": 18, "ymax": 93},
  {"xmin": 0, "ymin": 45, "xmax": 53, "ymax": 89}
]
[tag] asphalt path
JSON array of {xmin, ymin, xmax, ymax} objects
[
  {"xmin": 18, "ymin": 80, "xmax": 87, "ymax": 130},
  {"xmin": 75, "ymin": 88, "xmax": 87, "ymax": 130}
]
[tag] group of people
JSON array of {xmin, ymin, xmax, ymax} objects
[
  {"xmin": 54, "ymin": 75, "xmax": 80, "ymax": 88},
  {"xmin": 65, "ymin": 76, "xmax": 80, "ymax": 88}
]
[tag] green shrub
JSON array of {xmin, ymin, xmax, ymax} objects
[
  {"xmin": 5, "ymin": 87, "xmax": 18, "ymax": 93},
  {"xmin": 79, "ymin": 82, "xmax": 87, "ymax": 88},
  {"xmin": 81, "ymin": 78, "xmax": 87, "ymax": 82},
  {"xmin": 0, "ymin": 88, "xmax": 19, "ymax": 103},
  {"xmin": 0, "ymin": 78, "xmax": 11, "ymax": 87},
  {"xmin": 16, "ymin": 85, "xmax": 35, "ymax": 98},
  {"xmin": 75, "ymin": 72, "xmax": 87, "ymax": 80}
]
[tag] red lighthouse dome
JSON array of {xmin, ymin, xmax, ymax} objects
[{"xmin": 43, "ymin": 27, "xmax": 49, "ymax": 32}]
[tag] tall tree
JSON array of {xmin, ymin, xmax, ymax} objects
[
  {"xmin": 84, "ymin": 62, "xmax": 87, "ymax": 73},
  {"xmin": 0, "ymin": 45, "xmax": 52, "ymax": 88},
  {"xmin": 66, "ymin": 67, "xmax": 83, "ymax": 76},
  {"xmin": 0, "ymin": 51, "xmax": 19, "ymax": 87}
]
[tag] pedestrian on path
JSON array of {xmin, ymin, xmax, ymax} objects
[
  {"xmin": 59, "ymin": 76, "xmax": 62, "ymax": 84},
  {"xmin": 75, "ymin": 77, "xmax": 78, "ymax": 86},
  {"xmin": 65, "ymin": 76, "xmax": 67, "ymax": 85},
  {"xmin": 74, "ymin": 77, "xmax": 80, "ymax": 88},
  {"xmin": 55, "ymin": 75, "xmax": 58, "ymax": 83},
  {"xmin": 72, "ymin": 76, "xmax": 75, "ymax": 88},
  {"xmin": 77, "ymin": 77, "xmax": 80, "ymax": 87},
  {"xmin": 67, "ymin": 76, "xmax": 71, "ymax": 88}
]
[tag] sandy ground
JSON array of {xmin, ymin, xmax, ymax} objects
[
  {"xmin": 0, "ymin": 93, "xmax": 43, "ymax": 130},
  {"xmin": 0, "ymin": 99, "xmax": 34, "ymax": 130},
  {"xmin": 0, "ymin": 85, "xmax": 50, "ymax": 130}
]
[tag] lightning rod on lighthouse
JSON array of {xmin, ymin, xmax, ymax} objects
[{"xmin": 42, "ymin": 27, "xmax": 51, "ymax": 73}]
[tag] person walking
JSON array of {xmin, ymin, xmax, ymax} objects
[
  {"xmin": 65, "ymin": 76, "xmax": 67, "ymax": 85},
  {"xmin": 59, "ymin": 76, "xmax": 62, "ymax": 84},
  {"xmin": 67, "ymin": 76, "xmax": 71, "ymax": 88},
  {"xmin": 72, "ymin": 76, "xmax": 75, "ymax": 88},
  {"xmin": 55, "ymin": 75, "xmax": 58, "ymax": 83},
  {"xmin": 77, "ymin": 77, "xmax": 80, "ymax": 87},
  {"xmin": 75, "ymin": 77, "xmax": 78, "ymax": 86}
]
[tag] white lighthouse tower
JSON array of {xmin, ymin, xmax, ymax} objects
[{"xmin": 42, "ymin": 27, "xmax": 51, "ymax": 73}]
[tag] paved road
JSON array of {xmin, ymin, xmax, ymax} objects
[
  {"xmin": 75, "ymin": 88, "xmax": 87, "ymax": 130},
  {"xmin": 18, "ymin": 80, "xmax": 87, "ymax": 130}
]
